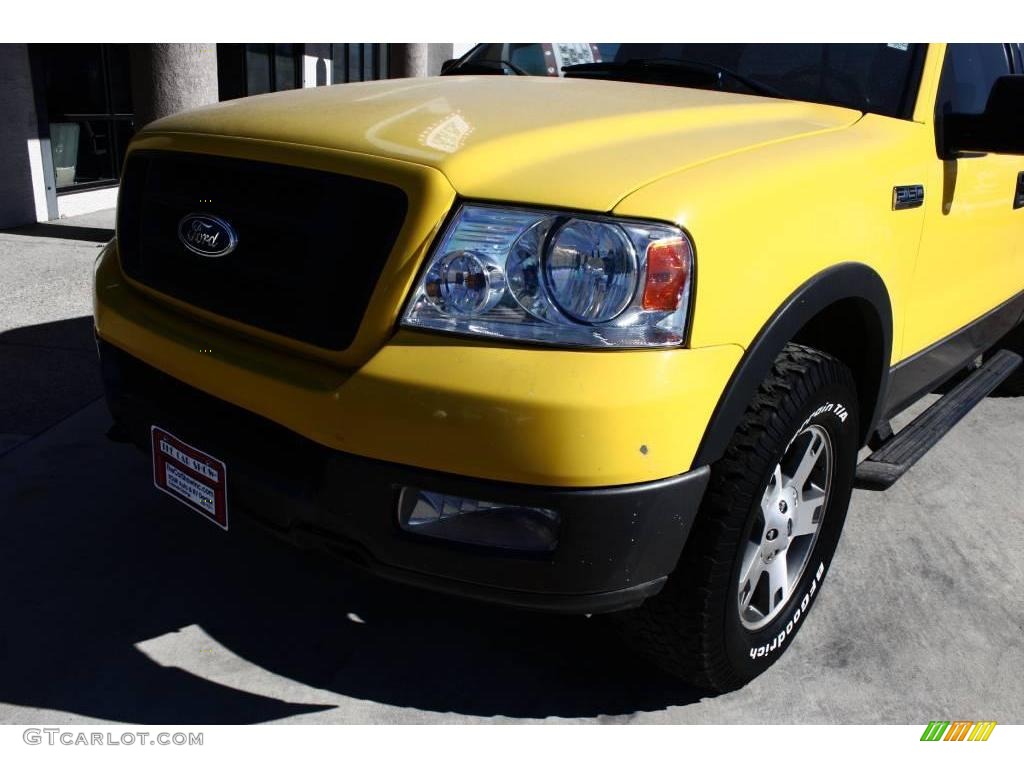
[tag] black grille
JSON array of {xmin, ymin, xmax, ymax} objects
[{"xmin": 117, "ymin": 151, "xmax": 408, "ymax": 350}]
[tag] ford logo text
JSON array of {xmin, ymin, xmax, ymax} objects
[{"xmin": 178, "ymin": 214, "xmax": 238, "ymax": 258}]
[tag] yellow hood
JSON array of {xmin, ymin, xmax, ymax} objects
[{"xmin": 144, "ymin": 75, "xmax": 862, "ymax": 212}]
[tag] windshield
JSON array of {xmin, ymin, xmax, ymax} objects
[{"xmin": 453, "ymin": 43, "xmax": 926, "ymax": 119}]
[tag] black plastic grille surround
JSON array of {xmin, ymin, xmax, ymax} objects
[{"xmin": 117, "ymin": 151, "xmax": 408, "ymax": 350}]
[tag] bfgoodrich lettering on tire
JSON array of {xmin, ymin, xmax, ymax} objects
[{"xmin": 617, "ymin": 343, "xmax": 859, "ymax": 692}]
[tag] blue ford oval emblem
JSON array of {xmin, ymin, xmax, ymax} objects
[{"xmin": 178, "ymin": 213, "xmax": 238, "ymax": 258}]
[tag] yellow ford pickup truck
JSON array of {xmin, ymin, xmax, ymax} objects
[{"xmin": 94, "ymin": 43, "xmax": 1024, "ymax": 691}]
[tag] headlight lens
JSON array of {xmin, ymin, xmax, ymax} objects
[
  {"xmin": 402, "ymin": 204, "xmax": 693, "ymax": 348},
  {"xmin": 424, "ymin": 250, "xmax": 506, "ymax": 316},
  {"xmin": 545, "ymin": 219, "xmax": 637, "ymax": 323}
]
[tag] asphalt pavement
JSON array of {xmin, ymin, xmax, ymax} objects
[
  {"xmin": 0, "ymin": 211, "xmax": 1021, "ymax": 724},
  {"xmin": 0, "ymin": 212, "xmax": 110, "ymax": 456}
]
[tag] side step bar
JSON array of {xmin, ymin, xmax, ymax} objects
[{"xmin": 855, "ymin": 349, "xmax": 1022, "ymax": 491}]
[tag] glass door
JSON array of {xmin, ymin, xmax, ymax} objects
[{"xmin": 32, "ymin": 44, "xmax": 135, "ymax": 193}]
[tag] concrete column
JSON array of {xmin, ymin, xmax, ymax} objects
[
  {"xmin": 129, "ymin": 44, "xmax": 219, "ymax": 129},
  {"xmin": 427, "ymin": 44, "xmax": 455, "ymax": 76},
  {"xmin": 389, "ymin": 44, "xmax": 454, "ymax": 78},
  {"xmin": 0, "ymin": 44, "xmax": 50, "ymax": 227}
]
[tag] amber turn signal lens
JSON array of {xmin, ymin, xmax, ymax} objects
[{"xmin": 642, "ymin": 237, "xmax": 690, "ymax": 311}]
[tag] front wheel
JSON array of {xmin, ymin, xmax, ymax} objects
[{"xmin": 618, "ymin": 343, "xmax": 860, "ymax": 692}]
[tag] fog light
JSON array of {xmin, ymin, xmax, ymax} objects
[{"xmin": 398, "ymin": 488, "xmax": 560, "ymax": 553}]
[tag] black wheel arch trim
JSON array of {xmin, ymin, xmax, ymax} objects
[{"xmin": 693, "ymin": 262, "xmax": 893, "ymax": 467}]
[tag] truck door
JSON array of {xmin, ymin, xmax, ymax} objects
[{"xmin": 903, "ymin": 43, "xmax": 1024, "ymax": 359}]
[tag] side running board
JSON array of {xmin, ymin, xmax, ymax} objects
[{"xmin": 855, "ymin": 349, "xmax": 1022, "ymax": 491}]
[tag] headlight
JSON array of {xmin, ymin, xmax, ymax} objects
[
  {"xmin": 545, "ymin": 219, "xmax": 637, "ymax": 323},
  {"xmin": 401, "ymin": 204, "xmax": 693, "ymax": 348}
]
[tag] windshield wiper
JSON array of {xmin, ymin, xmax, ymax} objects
[
  {"xmin": 441, "ymin": 58, "xmax": 529, "ymax": 76},
  {"xmin": 562, "ymin": 58, "xmax": 783, "ymax": 98}
]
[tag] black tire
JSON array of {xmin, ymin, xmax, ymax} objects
[{"xmin": 618, "ymin": 343, "xmax": 860, "ymax": 692}]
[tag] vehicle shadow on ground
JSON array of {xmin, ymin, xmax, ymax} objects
[
  {"xmin": 0, "ymin": 350, "xmax": 706, "ymax": 722},
  {"xmin": 2, "ymin": 222, "xmax": 115, "ymax": 244},
  {"xmin": 0, "ymin": 317, "xmax": 104, "ymax": 457}
]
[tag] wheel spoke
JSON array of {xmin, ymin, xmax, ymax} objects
[
  {"xmin": 792, "ymin": 483, "xmax": 826, "ymax": 537},
  {"xmin": 789, "ymin": 432, "xmax": 824, "ymax": 489},
  {"xmin": 739, "ymin": 577, "xmax": 758, "ymax": 613},
  {"xmin": 738, "ymin": 542, "xmax": 762, "ymax": 610},
  {"xmin": 761, "ymin": 464, "xmax": 783, "ymax": 514},
  {"xmin": 766, "ymin": 551, "xmax": 790, "ymax": 612}
]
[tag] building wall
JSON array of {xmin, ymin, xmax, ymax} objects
[
  {"xmin": 0, "ymin": 44, "xmax": 50, "ymax": 227},
  {"xmin": 2, "ymin": 42, "xmax": 457, "ymax": 227}
]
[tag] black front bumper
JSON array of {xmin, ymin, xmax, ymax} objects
[{"xmin": 98, "ymin": 339, "xmax": 710, "ymax": 614}]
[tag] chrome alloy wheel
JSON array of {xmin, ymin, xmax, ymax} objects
[{"xmin": 737, "ymin": 424, "xmax": 833, "ymax": 630}]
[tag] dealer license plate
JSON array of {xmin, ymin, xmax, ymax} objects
[{"xmin": 151, "ymin": 426, "xmax": 229, "ymax": 530}]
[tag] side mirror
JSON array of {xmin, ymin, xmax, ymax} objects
[
  {"xmin": 942, "ymin": 75, "xmax": 1024, "ymax": 157},
  {"xmin": 440, "ymin": 58, "xmax": 459, "ymax": 76}
]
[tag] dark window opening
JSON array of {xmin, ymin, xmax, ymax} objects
[
  {"xmin": 216, "ymin": 44, "xmax": 300, "ymax": 100},
  {"xmin": 331, "ymin": 44, "xmax": 388, "ymax": 83},
  {"xmin": 30, "ymin": 43, "xmax": 135, "ymax": 193}
]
